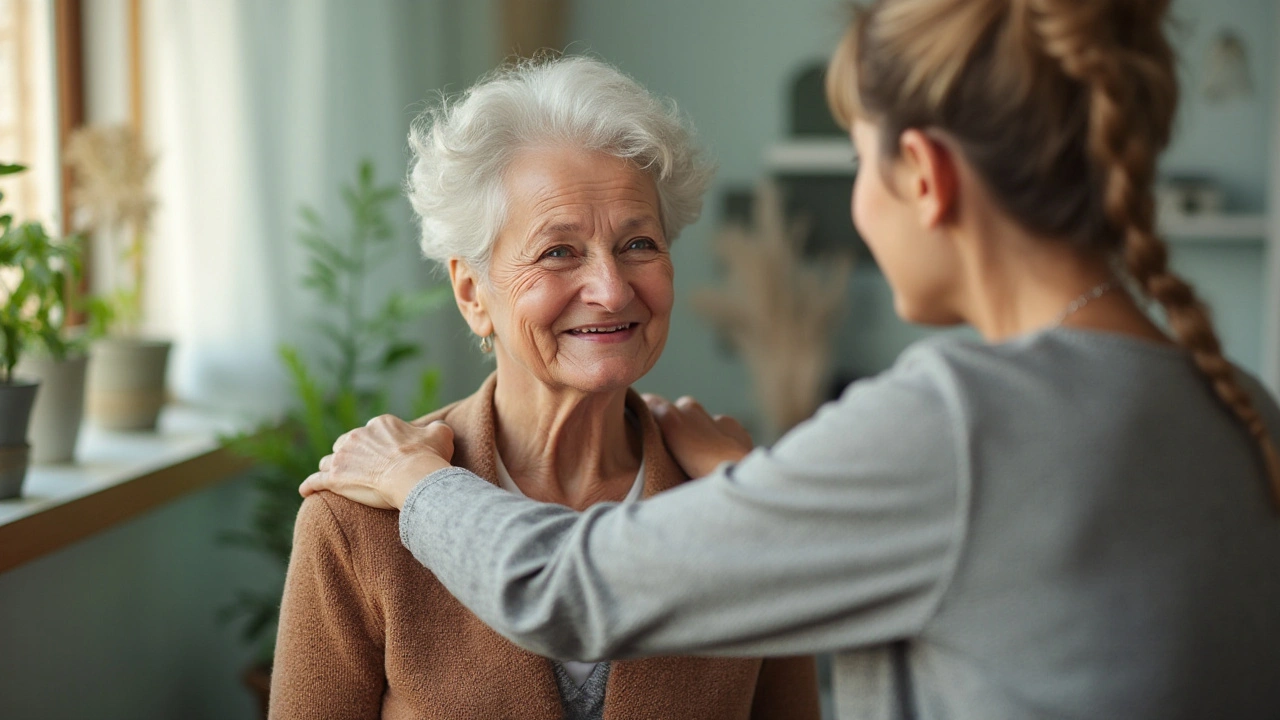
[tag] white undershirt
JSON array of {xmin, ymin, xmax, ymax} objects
[{"xmin": 493, "ymin": 443, "xmax": 645, "ymax": 686}]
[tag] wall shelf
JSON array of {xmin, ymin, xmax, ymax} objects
[
  {"xmin": 1158, "ymin": 213, "xmax": 1267, "ymax": 244},
  {"xmin": 764, "ymin": 141, "xmax": 1267, "ymax": 247},
  {"xmin": 765, "ymin": 139, "xmax": 856, "ymax": 175}
]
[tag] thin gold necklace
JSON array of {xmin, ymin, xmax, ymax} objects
[{"xmin": 1052, "ymin": 280, "xmax": 1114, "ymax": 327}]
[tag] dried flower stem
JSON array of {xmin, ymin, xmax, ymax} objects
[{"xmin": 694, "ymin": 181, "xmax": 852, "ymax": 438}]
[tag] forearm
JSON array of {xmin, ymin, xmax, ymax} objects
[{"xmin": 399, "ymin": 449, "xmax": 957, "ymax": 660}]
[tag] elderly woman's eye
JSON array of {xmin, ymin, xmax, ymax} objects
[
  {"xmin": 542, "ymin": 246, "xmax": 573, "ymax": 259},
  {"xmin": 626, "ymin": 238, "xmax": 658, "ymax": 252}
]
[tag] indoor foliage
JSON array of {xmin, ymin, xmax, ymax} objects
[
  {"xmin": 0, "ymin": 163, "xmax": 83, "ymax": 383},
  {"xmin": 220, "ymin": 161, "xmax": 448, "ymax": 662}
]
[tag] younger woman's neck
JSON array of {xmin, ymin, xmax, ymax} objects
[
  {"xmin": 953, "ymin": 212, "xmax": 1158, "ymax": 342},
  {"xmin": 491, "ymin": 364, "xmax": 640, "ymax": 509}
]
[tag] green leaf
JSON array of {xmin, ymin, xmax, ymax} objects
[
  {"xmin": 298, "ymin": 230, "xmax": 351, "ymax": 272},
  {"xmin": 0, "ymin": 211, "xmax": 83, "ymax": 373},
  {"xmin": 0, "ymin": 163, "xmax": 26, "ymax": 176},
  {"xmin": 297, "ymin": 205, "xmax": 324, "ymax": 230},
  {"xmin": 216, "ymin": 158, "xmax": 451, "ymax": 659},
  {"xmin": 381, "ymin": 342, "xmax": 419, "ymax": 370},
  {"xmin": 412, "ymin": 368, "xmax": 442, "ymax": 418}
]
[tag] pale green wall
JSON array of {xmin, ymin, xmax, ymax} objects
[
  {"xmin": 0, "ymin": 475, "xmax": 277, "ymax": 719},
  {"xmin": 1163, "ymin": 0, "xmax": 1276, "ymax": 383}
]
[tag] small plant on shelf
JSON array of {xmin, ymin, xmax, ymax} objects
[
  {"xmin": 64, "ymin": 124, "xmax": 171, "ymax": 431},
  {"xmin": 0, "ymin": 164, "xmax": 84, "ymax": 381},
  {"xmin": 0, "ymin": 162, "xmax": 84, "ymax": 496},
  {"xmin": 219, "ymin": 160, "xmax": 448, "ymax": 672},
  {"xmin": 63, "ymin": 124, "xmax": 155, "ymax": 338}
]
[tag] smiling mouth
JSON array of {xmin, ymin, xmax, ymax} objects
[{"xmin": 567, "ymin": 322, "xmax": 639, "ymax": 336}]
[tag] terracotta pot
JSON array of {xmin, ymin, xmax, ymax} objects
[
  {"xmin": 0, "ymin": 380, "xmax": 39, "ymax": 499},
  {"xmin": 87, "ymin": 337, "xmax": 172, "ymax": 431},
  {"xmin": 15, "ymin": 354, "xmax": 88, "ymax": 464}
]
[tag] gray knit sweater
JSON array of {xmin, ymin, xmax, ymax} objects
[{"xmin": 399, "ymin": 328, "xmax": 1280, "ymax": 719}]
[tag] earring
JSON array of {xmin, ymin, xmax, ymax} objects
[{"xmin": 478, "ymin": 334, "xmax": 494, "ymax": 353}]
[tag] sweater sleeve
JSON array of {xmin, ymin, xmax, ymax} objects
[
  {"xmin": 749, "ymin": 656, "xmax": 821, "ymax": 720},
  {"xmin": 399, "ymin": 349, "xmax": 967, "ymax": 661},
  {"xmin": 270, "ymin": 494, "xmax": 386, "ymax": 719}
]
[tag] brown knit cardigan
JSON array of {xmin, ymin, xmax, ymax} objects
[{"xmin": 269, "ymin": 374, "xmax": 821, "ymax": 719}]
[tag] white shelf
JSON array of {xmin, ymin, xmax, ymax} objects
[
  {"xmin": 1159, "ymin": 213, "xmax": 1267, "ymax": 244},
  {"xmin": 763, "ymin": 140, "xmax": 1268, "ymax": 246},
  {"xmin": 764, "ymin": 139, "xmax": 856, "ymax": 175}
]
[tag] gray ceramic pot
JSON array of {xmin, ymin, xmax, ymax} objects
[
  {"xmin": 0, "ymin": 380, "xmax": 39, "ymax": 499},
  {"xmin": 16, "ymin": 354, "xmax": 89, "ymax": 464},
  {"xmin": 87, "ymin": 338, "xmax": 172, "ymax": 431}
]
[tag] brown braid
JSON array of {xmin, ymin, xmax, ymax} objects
[{"xmin": 1027, "ymin": 0, "xmax": 1280, "ymax": 507}]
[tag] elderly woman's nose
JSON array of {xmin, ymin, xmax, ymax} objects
[{"xmin": 580, "ymin": 255, "xmax": 636, "ymax": 310}]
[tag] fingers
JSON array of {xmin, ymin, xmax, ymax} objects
[
  {"xmin": 642, "ymin": 393, "xmax": 670, "ymax": 411},
  {"xmin": 300, "ymin": 471, "xmax": 325, "ymax": 497},
  {"xmin": 422, "ymin": 420, "xmax": 456, "ymax": 460},
  {"xmin": 424, "ymin": 419, "xmax": 453, "ymax": 439},
  {"xmin": 714, "ymin": 413, "xmax": 753, "ymax": 447},
  {"xmin": 366, "ymin": 413, "xmax": 410, "ymax": 430},
  {"xmin": 644, "ymin": 394, "xmax": 716, "ymax": 428},
  {"xmin": 674, "ymin": 395, "xmax": 707, "ymax": 415},
  {"xmin": 642, "ymin": 393, "xmax": 706, "ymax": 417}
]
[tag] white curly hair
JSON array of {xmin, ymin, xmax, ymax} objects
[{"xmin": 406, "ymin": 55, "xmax": 715, "ymax": 272}]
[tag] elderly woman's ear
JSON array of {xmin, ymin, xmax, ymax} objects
[{"xmin": 448, "ymin": 257, "xmax": 494, "ymax": 340}]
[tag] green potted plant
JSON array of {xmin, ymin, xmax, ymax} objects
[
  {"xmin": 0, "ymin": 162, "xmax": 84, "ymax": 496},
  {"xmin": 64, "ymin": 124, "xmax": 170, "ymax": 431},
  {"xmin": 219, "ymin": 161, "xmax": 446, "ymax": 714}
]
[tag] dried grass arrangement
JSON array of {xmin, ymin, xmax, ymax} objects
[
  {"xmin": 63, "ymin": 124, "xmax": 157, "ymax": 336},
  {"xmin": 694, "ymin": 182, "xmax": 853, "ymax": 438}
]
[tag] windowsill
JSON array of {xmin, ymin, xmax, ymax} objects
[{"xmin": 0, "ymin": 405, "xmax": 259, "ymax": 574}]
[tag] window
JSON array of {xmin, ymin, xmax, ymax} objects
[{"xmin": 0, "ymin": 0, "xmax": 58, "ymax": 227}]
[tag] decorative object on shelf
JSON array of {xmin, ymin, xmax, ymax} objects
[
  {"xmin": 696, "ymin": 181, "xmax": 853, "ymax": 439},
  {"xmin": 1155, "ymin": 175, "xmax": 1225, "ymax": 218},
  {"xmin": 0, "ymin": 162, "xmax": 84, "ymax": 497},
  {"xmin": 789, "ymin": 61, "xmax": 845, "ymax": 137},
  {"xmin": 219, "ymin": 161, "xmax": 448, "ymax": 707},
  {"xmin": 1201, "ymin": 29, "xmax": 1252, "ymax": 103},
  {"xmin": 64, "ymin": 124, "xmax": 172, "ymax": 431}
]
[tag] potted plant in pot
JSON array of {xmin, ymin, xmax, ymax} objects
[
  {"xmin": 64, "ymin": 124, "xmax": 170, "ymax": 432},
  {"xmin": 0, "ymin": 162, "xmax": 84, "ymax": 497},
  {"xmin": 219, "ymin": 161, "xmax": 447, "ymax": 715}
]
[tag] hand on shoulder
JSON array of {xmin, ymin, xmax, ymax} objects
[
  {"xmin": 300, "ymin": 416, "xmax": 457, "ymax": 510},
  {"xmin": 644, "ymin": 394, "xmax": 753, "ymax": 478}
]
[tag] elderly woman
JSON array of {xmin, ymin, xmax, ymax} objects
[{"xmin": 268, "ymin": 56, "xmax": 820, "ymax": 719}]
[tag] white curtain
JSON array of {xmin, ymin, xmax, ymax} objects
[{"xmin": 141, "ymin": 0, "xmax": 473, "ymax": 417}]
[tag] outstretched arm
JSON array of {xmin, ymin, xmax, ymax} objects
[{"xmin": 395, "ymin": 366, "xmax": 967, "ymax": 661}]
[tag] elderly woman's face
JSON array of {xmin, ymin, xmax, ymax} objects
[{"xmin": 478, "ymin": 147, "xmax": 673, "ymax": 394}]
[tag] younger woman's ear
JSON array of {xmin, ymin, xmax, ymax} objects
[
  {"xmin": 897, "ymin": 129, "xmax": 959, "ymax": 228},
  {"xmin": 448, "ymin": 258, "xmax": 494, "ymax": 338}
]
